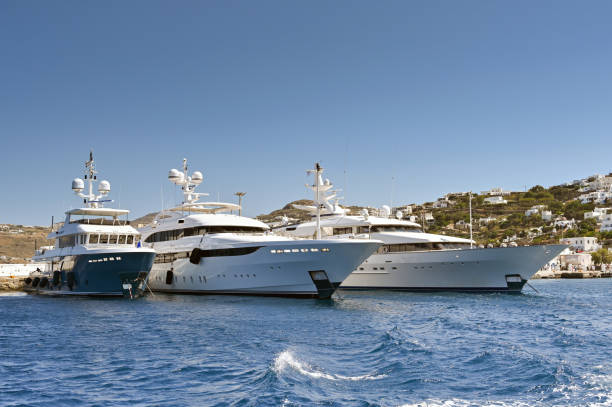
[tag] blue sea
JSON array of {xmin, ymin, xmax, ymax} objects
[{"xmin": 1, "ymin": 279, "xmax": 611, "ymax": 406}]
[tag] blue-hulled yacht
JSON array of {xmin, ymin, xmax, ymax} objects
[{"xmin": 25, "ymin": 152, "xmax": 155, "ymax": 298}]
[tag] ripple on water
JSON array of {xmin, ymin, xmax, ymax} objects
[{"xmin": 0, "ymin": 279, "xmax": 610, "ymax": 406}]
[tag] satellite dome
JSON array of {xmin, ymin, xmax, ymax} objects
[
  {"xmin": 381, "ymin": 205, "xmax": 391, "ymax": 217},
  {"xmin": 324, "ymin": 178, "xmax": 331, "ymax": 185},
  {"xmin": 98, "ymin": 180, "xmax": 111, "ymax": 194},
  {"xmin": 168, "ymin": 168, "xmax": 184, "ymax": 184},
  {"xmin": 396, "ymin": 210, "xmax": 403, "ymax": 220},
  {"xmin": 361, "ymin": 209, "xmax": 369, "ymax": 219},
  {"xmin": 72, "ymin": 178, "xmax": 84, "ymax": 193},
  {"xmin": 191, "ymin": 171, "xmax": 203, "ymax": 185}
]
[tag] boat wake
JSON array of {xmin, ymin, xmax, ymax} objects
[
  {"xmin": 0, "ymin": 292, "xmax": 28, "ymax": 297},
  {"xmin": 272, "ymin": 349, "xmax": 386, "ymax": 381}
]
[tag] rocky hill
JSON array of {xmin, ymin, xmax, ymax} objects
[{"xmin": 0, "ymin": 225, "xmax": 53, "ymax": 263}]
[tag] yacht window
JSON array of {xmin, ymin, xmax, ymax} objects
[
  {"xmin": 377, "ymin": 242, "xmax": 472, "ymax": 254},
  {"xmin": 127, "ymin": 235, "xmax": 134, "ymax": 245},
  {"xmin": 370, "ymin": 225, "xmax": 422, "ymax": 233},
  {"xmin": 333, "ymin": 227, "xmax": 352, "ymax": 235},
  {"xmin": 357, "ymin": 226, "xmax": 370, "ymax": 234},
  {"xmin": 89, "ymin": 234, "xmax": 99, "ymax": 244},
  {"xmin": 79, "ymin": 234, "xmax": 87, "ymax": 244},
  {"xmin": 99, "ymin": 234, "xmax": 109, "ymax": 244},
  {"xmin": 118, "ymin": 235, "xmax": 126, "ymax": 244},
  {"xmin": 109, "ymin": 235, "xmax": 118, "ymax": 245},
  {"xmin": 58, "ymin": 235, "xmax": 75, "ymax": 248}
]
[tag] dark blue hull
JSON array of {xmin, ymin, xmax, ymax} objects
[{"xmin": 25, "ymin": 251, "xmax": 155, "ymax": 298}]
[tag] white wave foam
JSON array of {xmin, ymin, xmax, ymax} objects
[
  {"xmin": 273, "ymin": 350, "xmax": 386, "ymax": 381},
  {"xmin": 399, "ymin": 399, "xmax": 531, "ymax": 407},
  {"xmin": 0, "ymin": 292, "xmax": 27, "ymax": 297}
]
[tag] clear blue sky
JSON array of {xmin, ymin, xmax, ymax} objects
[{"xmin": 1, "ymin": 0, "xmax": 611, "ymax": 226}]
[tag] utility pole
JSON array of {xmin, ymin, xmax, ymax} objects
[{"xmin": 234, "ymin": 192, "xmax": 246, "ymax": 216}]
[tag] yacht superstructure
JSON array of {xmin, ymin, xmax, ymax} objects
[
  {"xmin": 274, "ymin": 167, "xmax": 566, "ymax": 293},
  {"xmin": 25, "ymin": 152, "xmax": 155, "ymax": 297},
  {"xmin": 139, "ymin": 159, "xmax": 380, "ymax": 299}
]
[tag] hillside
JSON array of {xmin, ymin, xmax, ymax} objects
[
  {"xmin": 256, "ymin": 181, "xmax": 612, "ymax": 248},
  {"xmin": 2, "ymin": 175, "xmax": 611, "ymax": 263},
  {"xmin": 0, "ymin": 225, "xmax": 53, "ymax": 263}
]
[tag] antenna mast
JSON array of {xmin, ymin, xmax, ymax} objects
[{"xmin": 469, "ymin": 191, "xmax": 473, "ymax": 248}]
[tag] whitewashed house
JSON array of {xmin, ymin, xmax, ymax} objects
[
  {"xmin": 560, "ymin": 237, "xmax": 601, "ymax": 252},
  {"xmin": 554, "ymin": 217, "xmax": 576, "ymax": 229},
  {"xmin": 433, "ymin": 199, "xmax": 449, "ymax": 209},
  {"xmin": 481, "ymin": 187, "xmax": 511, "ymax": 196},
  {"xmin": 525, "ymin": 204, "xmax": 546, "ymax": 217},
  {"xmin": 424, "ymin": 212, "xmax": 435, "ymax": 224},
  {"xmin": 601, "ymin": 214, "xmax": 612, "ymax": 232},
  {"xmin": 542, "ymin": 210, "xmax": 553, "ymax": 222},
  {"xmin": 484, "ymin": 196, "xmax": 507, "ymax": 205},
  {"xmin": 478, "ymin": 216, "xmax": 497, "ymax": 225}
]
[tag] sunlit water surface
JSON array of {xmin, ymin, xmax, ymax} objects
[{"xmin": 1, "ymin": 279, "xmax": 610, "ymax": 406}]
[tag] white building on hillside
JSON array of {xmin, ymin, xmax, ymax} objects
[
  {"xmin": 589, "ymin": 176, "xmax": 612, "ymax": 191},
  {"xmin": 560, "ymin": 237, "xmax": 601, "ymax": 252},
  {"xmin": 542, "ymin": 211, "xmax": 553, "ymax": 221},
  {"xmin": 484, "ymin": 196, "xmax": 507, "ymax": 205},
  {"xmin": 601, "ymin": 214, "xmax": 612, "ymax": 232},
  {"xmin": 433, "ymin": 199, "xmax": 449, "ymax": 208},
  {"xmin": 578, "ymin": 188, "xmax": 612, "ymax": 204},
  {"xmin": 554, "ymin": 217, "xmax": 576, "ymax": 229},
  {"xmin": 478, "ymin": 216, "xmax": 497, "ymax": 225},
  {"xmin": 481, "ymin": 187, "xmax": 511, "ymax": 196},
  {"xmin": 525, "ymin": 204, "xmax": 546, "ymax": 217},
  {"xmin": 584, "ymin": 208, "xmax": 607, "ymax": 221}
]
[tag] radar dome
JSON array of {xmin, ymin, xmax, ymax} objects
[
  {"xmin": 324, "ymin": 178, "xmax": 331, "ymax": 185},
  {"xmin": 396, "ymin": 210, "xmax": 403, "ymax": 220},
  {"xmin": 72, "ymin": 178, "xmax": 84, "ymax": 193},
  {"xmin": 381, "ymin": 205, "xmax": 391, "ymax": 217},
  {"xmin": 98, "ymin": 180, "xmax": 111, "ymax": 194},
  {"xmin": 168, "ymin": 168, "xmax": 184, "ymax": 184},
  {"xmin": 191, "ymin": 171, "xmax": 203, "ymax": 185},
  {"xmin": 361, "ymin": 209, "xmax": 369, "ymax": 219}
]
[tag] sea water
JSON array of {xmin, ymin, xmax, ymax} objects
[{"xmin": 1, "ymin": 279, "xmax": 610, "ymax": 406}]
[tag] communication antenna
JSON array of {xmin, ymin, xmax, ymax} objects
[
  {"xmin": 234, "ymin": 192, "xmax": 246, "ymax": 216},
  {"xmin": 71, "ymin": 150, "xmax": 112, "ymax": 208},
  {"xmin": 469, "ymin": 191, "xmax": 473, "ymax": 249},
  {"xmin": 307, "ymin": 162, "xmax": 324, "ymax": 239}
]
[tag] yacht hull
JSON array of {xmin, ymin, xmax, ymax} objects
[
  {"xmin": 147, "ymin": 241, "xmax": 380, "ymax": 299},
  {"xmin": 339, "ymin": 244, "xmax": 567, "ymax": 293},
  {"xmin": 24, "ymin": 251, "xmax": 155, "ymax": 298}
]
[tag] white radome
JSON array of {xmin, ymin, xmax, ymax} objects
[
  {"xmin": 191, "ymin": 171, "xmax": 203, "ymax": 184},
  {"xmin": 72, "ymin": 178, "xmax": 84, "ymax": 193},
  {"xmin": 168, "ymin": 168, "xmax": 184, "ymax": 184},
  {"xmin": 98, "ymin": 180, "xmax": 111, "ymax": 194}
]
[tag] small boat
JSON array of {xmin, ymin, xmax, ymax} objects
[{"xmin": 25, "ymin": 151, "xmax": 155, "ymax": 298}]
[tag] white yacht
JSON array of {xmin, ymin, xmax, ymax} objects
[
  {"xmin": 25, "ymin": 152, "xmax": 155, "ymax": 298},
  {"xmin": 274, "ymin": 166, "xmax": 567, "ymax": 293},
  {"xmin": 139, "ymin": 159, "xmax": 381, "ymax": 299}
]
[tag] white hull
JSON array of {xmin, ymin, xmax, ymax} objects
[
  {"xmin": 147, "ymin": 240, "xmax": 380, "ymax": 298},
  {"xmin": 340, "ymin": 244, "xmax": 567, "ymax": 292}
]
